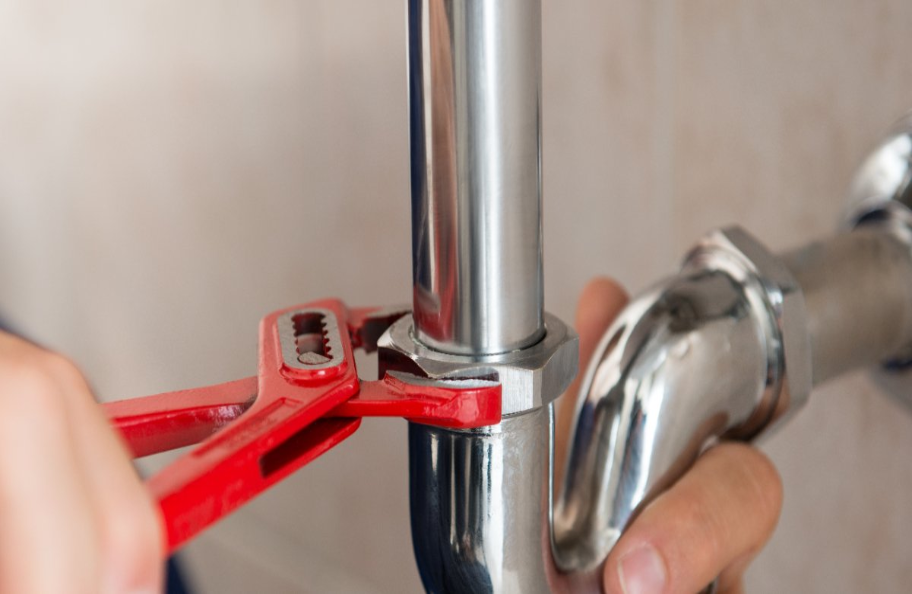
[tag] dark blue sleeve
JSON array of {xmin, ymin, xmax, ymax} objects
[
  {"xmin": 0, "ymin": 314, "xmax": 194, "ymax": 594},
  {"xmin": 166, "ymin": 557, "xmax": 193, "ymax": 594}
]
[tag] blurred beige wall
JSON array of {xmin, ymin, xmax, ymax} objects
[{"xmin": 1, "ymin": 1, "xmax": 912, "ymax": 592}]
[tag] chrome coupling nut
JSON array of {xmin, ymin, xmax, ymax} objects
[
  {"xmin": 378, "ymin": 314, "xmax": 578, "ymax": 417},
  {"xmin": 684, "ymin": 226, "xmax": 813, "ymax": 434}
]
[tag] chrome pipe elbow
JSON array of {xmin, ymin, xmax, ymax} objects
[{"xmin": 553, "ymin": 228, "xmax": 813, "ymax": 573}]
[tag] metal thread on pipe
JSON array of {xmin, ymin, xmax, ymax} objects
[
  {"xmin": 781, "ymin": 225, "xmax": 912, "ymax": 386},
  {"xmin": 408, "ymin": 0, "xmax": 545, "ymax": 356}
]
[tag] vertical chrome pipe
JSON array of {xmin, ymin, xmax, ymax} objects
[
  {"xmin": 408, "ymin": 0, "xmax": 544, "ymax": 355},
  {"xmin": 403, "ymin": 2, "xmax": 578, "ymax": 593},
  {"xmin": 409, "ymin": 408, "xmax": 553, "ymax": 593},
  {"xmin": 408, "ymin": 403, "xmax": 598, "ymax": 594}
]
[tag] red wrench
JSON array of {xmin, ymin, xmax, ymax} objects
[{"xmin": 103, "ymin": 299, "xmax": 501, "ymax": 553}]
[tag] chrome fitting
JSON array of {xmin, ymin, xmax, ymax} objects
[
  {"xmin": 684, "ymin": 226, "xmax": 813, "ymax": 433},
  {"xmin": 840, "ymin": 113, "xmax": 912, "ymax": 401},
  {"xmin": 846, "ymin": 111, "xmax": 912, "ymax": 234},
  {"xmin": 378, "ymin": 314, "xmax": 578, "ymax": 416}
]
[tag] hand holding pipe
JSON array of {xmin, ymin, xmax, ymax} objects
[{"xmin": 552, "ymin": 115, "xmax": 912, "ymax": 577}]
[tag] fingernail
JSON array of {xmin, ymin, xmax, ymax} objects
[{"xmin": 618, "ymin": 544, "xmax": 667, "ymax": 594}]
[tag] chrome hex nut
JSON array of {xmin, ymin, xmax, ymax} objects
[{"xmin": 378, "ymin": 313, "xmax": 579, "ymax": 417}]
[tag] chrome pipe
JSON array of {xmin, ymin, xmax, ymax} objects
[
  {"xmin": 404, "ymin": 2, "xmax": 561, "ymax": 591},
  {"xmin": 409, "ymin": 408, "xmax": 554, "ymax": 594},
  {"xmin": 781, "ymin": 226, "xmax": 912, "ymax": 386},
  {"xmin": 384, "ymin": 309, "xmax": 578, "ymax": 594},
  {"xmin": 406, "ymin": 0, "xmax": 568, "ymax": 594},
  {"xmin": 408, "ymin": 0, "xmax": 544, "ymax": 356},
  {"xmin": 409, "ymin": 406, "xmax": 602, "ymax": 594}
]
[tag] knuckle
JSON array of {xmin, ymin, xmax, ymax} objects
[
  {"xmin": 39, "ymin": 352, "xmax": 89, "ymax": 391},
  {"xmin": 0, "ymin": 358, "xmax": 66, "ymax": 419},
  {"xmin": 0, "ymin": 350, "xmax": 92, "ymax": 422},
  {"xmin": 0, "ymin": 341, "xmax": 86, "ymax": 390}
]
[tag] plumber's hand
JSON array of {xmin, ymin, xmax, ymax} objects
[
  {"xmin": 0, "ymin": 331, "xmax": 163, "ymax": 594},
  {"xmin": 556, "ymin": 278, "xmax": 783, "ymax": 594}
]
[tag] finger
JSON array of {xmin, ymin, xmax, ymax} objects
[
  {"xmin": 554, "ymin": 277, "xmax": 628, "ymax": 481},
  {"xmin": 0, "ymin": 335, "xmax": 102, "ymax": 593},
  {"xmin": 46, "ymin": 353, "xmax": 164, "ymax": 594},
  {"xmin": 715, "ymin": 543, "xmax": 754, "ymax": 594},
  {"xmin": 717, "ymin": 574, "xmax": 746, "ymax": 594},
  {"xmin": 603, "ymin": 443, "xmax": 783, "ymax": 594}
]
